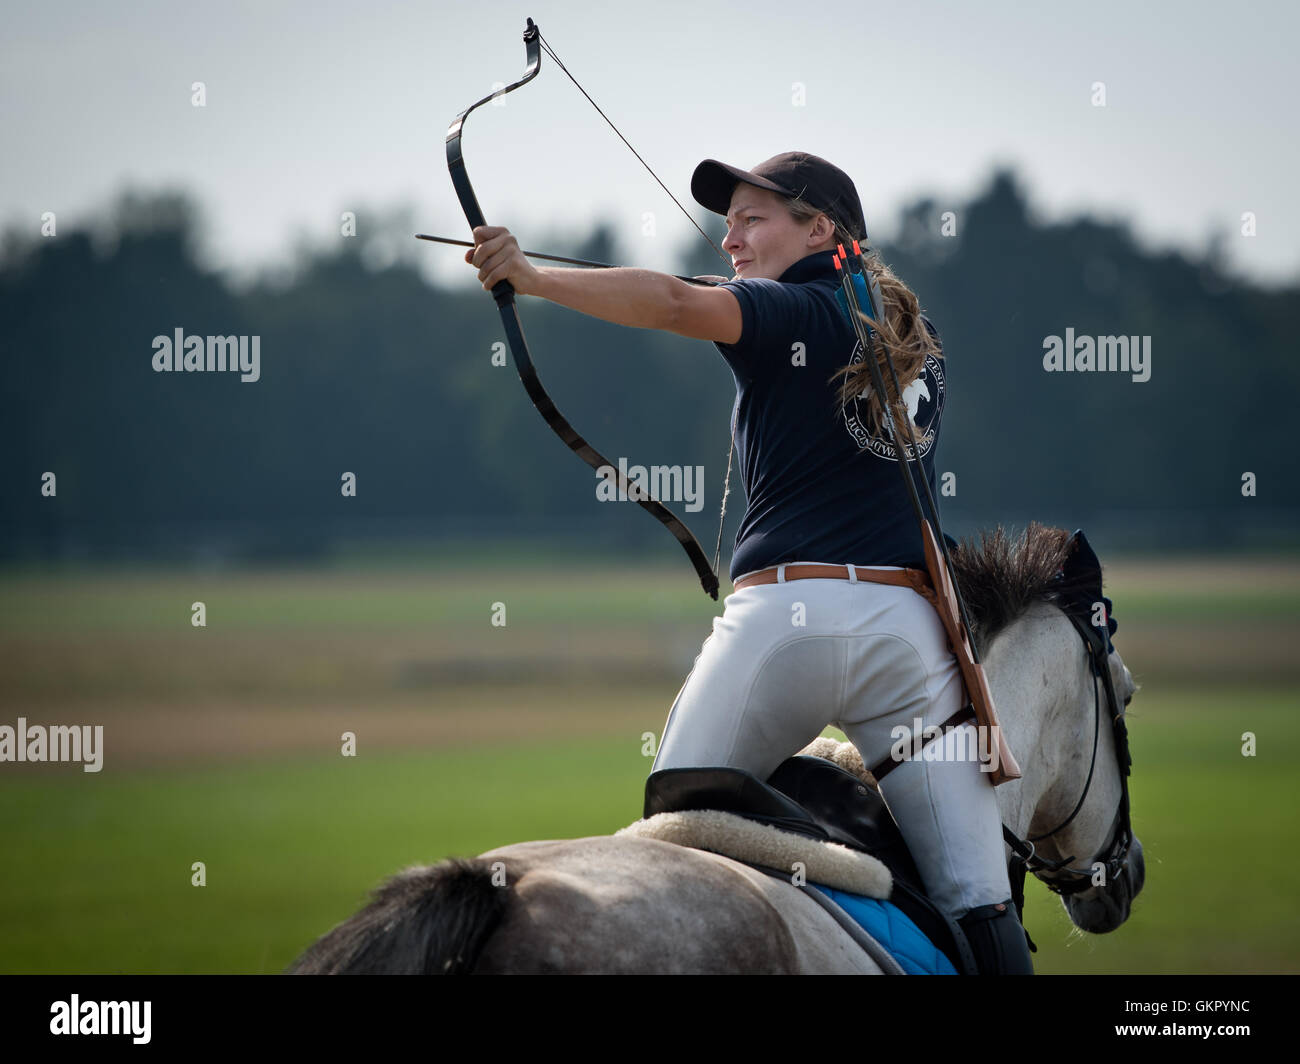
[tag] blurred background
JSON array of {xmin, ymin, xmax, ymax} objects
[{"xmin": 1, "ymin": 0, "xmax": 1297, "ymax": 974}]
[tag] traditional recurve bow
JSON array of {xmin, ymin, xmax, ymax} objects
[{"xmin": 444, "ymin": 18, "xmax": 733, "ymax": 600}]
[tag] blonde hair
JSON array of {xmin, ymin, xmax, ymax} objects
[{"xmin": 785, "ymin": 196, "xmax": 944, "ymax": 454}]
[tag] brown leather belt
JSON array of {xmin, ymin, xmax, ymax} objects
[{"xmin": 733, "ymin": 563, "xmax": 938, "ymax": 607}]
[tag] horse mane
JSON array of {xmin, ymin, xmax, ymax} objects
[{"xmin": 948, "ymin": 521, "xmax": 1093, "ymax": 649}]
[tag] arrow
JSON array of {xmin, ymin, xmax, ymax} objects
[{"xmin": 414, "ymin": 233, "xmax": 722, "ymax": 286}]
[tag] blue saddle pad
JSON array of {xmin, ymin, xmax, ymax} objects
[{"xmin": 810, "ymin": 883, "xmax": 958, "ymax": 975}]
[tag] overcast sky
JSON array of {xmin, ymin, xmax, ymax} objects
[{"xmin": 3, "ymin": 0, "xmax": 1296, "ymax": 289}]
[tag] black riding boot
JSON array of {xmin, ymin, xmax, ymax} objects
[{"xmin": 957, "ymin": 900, "xmax": 1035, "ymax": 975}]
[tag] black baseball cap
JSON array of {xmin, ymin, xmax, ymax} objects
[{"xmin": 691, "ymin": 151, "xmax": 867, "ymax": 241}]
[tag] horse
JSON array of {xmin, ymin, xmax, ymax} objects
[{"xmin": 287, "ymin": 522, "xmax": 1144, "ymax": 974}]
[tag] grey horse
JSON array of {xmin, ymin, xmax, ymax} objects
[{"xmin": 288, "ymin": 523, "xmax": 1144, "ymax": 974}]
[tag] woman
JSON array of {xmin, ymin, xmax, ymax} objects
[{"xmin": 465, "ymin": 151, "xmax": 1033, "ymax": 975}]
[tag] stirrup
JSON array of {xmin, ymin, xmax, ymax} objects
[{"xmin": 956, "ymin": 899, "xmax": 1035, "ymax": 975}]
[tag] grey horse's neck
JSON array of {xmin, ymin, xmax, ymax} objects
[{"xmin": 983, "ymin": 600, "xmax": 1095, "ymax": 846}]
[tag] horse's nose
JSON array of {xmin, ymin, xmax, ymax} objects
[{"xmin": 1128, "ymin": 836, "xmax": 1145, "ymax": 898}]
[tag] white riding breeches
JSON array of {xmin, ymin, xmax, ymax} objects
[{"xmin": 650, "ymin": 566, "xmax": 1013, "ymax": 920}]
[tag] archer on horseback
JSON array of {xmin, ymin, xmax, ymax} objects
[{"xmin": 465, "ymin": 150, "xmax": 1034, "ymax": 975}]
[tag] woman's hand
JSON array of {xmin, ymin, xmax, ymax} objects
[{"xmin": 465, "ymin": 225, "xmax": 542, "ymax": 297}]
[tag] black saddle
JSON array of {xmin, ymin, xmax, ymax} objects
[{"xmin": 644, "ymin": 757, "xmax": 975, "ymax": 974}]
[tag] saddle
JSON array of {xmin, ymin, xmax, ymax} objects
[{"xmin": 642, "ymin": 756, "xmax": 979, "ymax": 975}]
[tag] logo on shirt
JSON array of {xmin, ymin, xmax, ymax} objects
[{"xmin": 840, "ymin": 346, "xmax": 945, "ymax": 462}]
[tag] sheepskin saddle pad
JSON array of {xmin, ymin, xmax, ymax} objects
[
  {"xmin": 617, "ymin": 739, "xmax": 968, "ymax": 974},
  {"xmin": 616, "ymin": 738, "xmax": 891, "ymax": 898},
  {"xmin": 616, "ymin": 805, "xmax": 892, "ymax": 898}
]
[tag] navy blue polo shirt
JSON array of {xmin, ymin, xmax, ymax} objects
[{"xmin": 716, "ymin": 249, "xmax": 949, "ymax": 583}]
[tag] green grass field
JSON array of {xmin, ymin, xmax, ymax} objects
[{"xmin": 1, "ymin": 555, "xmax": 1297, "ymax": 974}]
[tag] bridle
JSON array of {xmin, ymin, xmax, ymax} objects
[{"xmin": 1001, "ymin": 601, "xmax": 1135, "ymax": 952}]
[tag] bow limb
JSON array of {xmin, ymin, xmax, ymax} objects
[{"xmin": 444, "ymin": 18, "xmax": 720, "ymax": 600}]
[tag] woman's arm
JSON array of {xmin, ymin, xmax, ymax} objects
[{"xmin": 466, "ymin": 225, "xmax": 742, "ymax": 344}]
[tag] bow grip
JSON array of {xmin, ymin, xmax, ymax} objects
[{"xmin": 490, "ymin": 279, "xmax": 516, "ymax": 308}]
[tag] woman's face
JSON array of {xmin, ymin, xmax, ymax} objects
[{"xmin": 722, "ymin": 185, "xmax": 831, "ymax": 281}]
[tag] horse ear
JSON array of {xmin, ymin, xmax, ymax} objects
[
  {"xmin": 1059, "ymin": 528, "xmax": 1117, "ymax": 649},
  {"xmin": 1063, "ymin": 528, "xmax": 1103, "ymax": 570}
]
